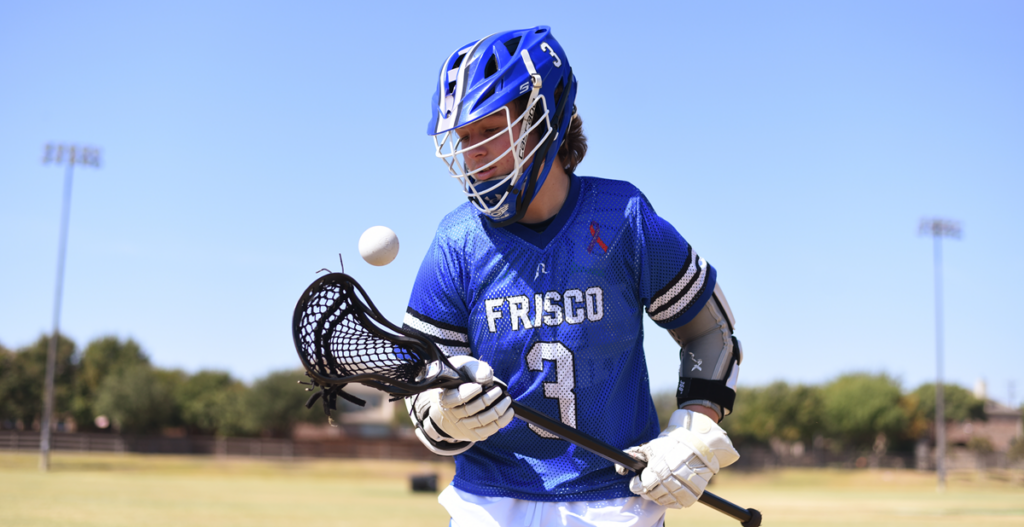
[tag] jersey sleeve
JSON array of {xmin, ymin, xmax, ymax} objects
[
  {"xmin": 402, "ymin": 230, "xmax": 473, "ymax": 357},
  {"xmin": 633, "ymin": 192, "xmax": 717, "ymax": 330}
]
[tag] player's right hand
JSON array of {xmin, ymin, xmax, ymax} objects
[
  {"xmin": 615, "ymin": 409, "xmax": 739, "ymax": 509},
  {"xmin": 428, "ymin": 356, "xmax": 514, "ymax": 443}
]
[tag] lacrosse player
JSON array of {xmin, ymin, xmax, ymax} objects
[{"xmin": 403, "ymin": 26, "xmax": 743, "ymax": 527}]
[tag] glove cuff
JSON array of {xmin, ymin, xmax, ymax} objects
[
  {"xmin": 414, "ymin": 428, "xmax": 474, "ymax": 456},
  {"xmin": 406, "ymin": 390, "xmax": 476, "ymax": 454}
]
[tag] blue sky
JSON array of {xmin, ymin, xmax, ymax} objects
[{"xmin": 1, "ymin": 1, "xmax": 1021, "ymax": 404}]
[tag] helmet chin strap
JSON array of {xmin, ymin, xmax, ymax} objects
[{"xmin": 466, "ymin": 159, "xmax": 534, "ymax": 215}]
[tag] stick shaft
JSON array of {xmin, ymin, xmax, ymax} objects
[{"xmin": 510, "ymin": 401, "xmax": 758, "ymax": 525}]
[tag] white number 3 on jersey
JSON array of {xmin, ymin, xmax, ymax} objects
[{"xmin": 526, "ymin": 342, "xmax": 576, "ymax": 438}]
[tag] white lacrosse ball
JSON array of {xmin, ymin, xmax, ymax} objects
[{"xmin": 358, "ymin": 226, "xmax": 400, "ymax": 266}]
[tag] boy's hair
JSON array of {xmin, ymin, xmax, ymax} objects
[
  {"xmin": 515, "ymin": 90, "xmax": 588, "ymax": 174},
  {"xmin": 559, "ymin": 112, "xmax": 587, "ymax": 175}
]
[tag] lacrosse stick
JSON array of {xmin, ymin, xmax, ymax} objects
[{"xmin": 292, "ymin": 272, "xmax": 761, "ymax": 527}]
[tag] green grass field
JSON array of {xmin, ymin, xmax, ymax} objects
[{"xmin": 1, "ymin": 451, "xmax": 1021, "ymax": 526}]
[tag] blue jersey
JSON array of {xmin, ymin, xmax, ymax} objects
[{"xmin": 403, "ymin": 174, "xmax": 716, "ymax": 501}]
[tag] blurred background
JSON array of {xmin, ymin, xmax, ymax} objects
[{"xmin": 1, "ymin": 1, "xmax": 1022, "ymax": 471}]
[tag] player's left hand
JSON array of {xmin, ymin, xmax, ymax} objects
[{"xmin": 615, "ymin": 409, "xmax": 739, "ymax": 508}]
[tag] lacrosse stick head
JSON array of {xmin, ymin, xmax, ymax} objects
[{"xmin": 292, "ymin": 272, "xmax": 461, "ymax": 398}]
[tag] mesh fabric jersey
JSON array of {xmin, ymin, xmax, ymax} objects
[{"xmin": 404, "ymin": 174, "xmax": 716, "ymax": 501}]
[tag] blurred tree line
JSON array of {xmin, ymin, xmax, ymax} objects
[
  {"xmin": 653, "ymin": 372, "xmax": 991, "ymax": 454},
  {"xmin": 0, "ymin": 334, "xmax": 1003, "ymax": 448},
  {"xmin": 0, "ymin": 334, "xmax": 323, "ymax": 437}
]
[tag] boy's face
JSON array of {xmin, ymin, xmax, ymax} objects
[{"xmin": 455, "ymin": 104, "xmax": 539, "ymax": 182}]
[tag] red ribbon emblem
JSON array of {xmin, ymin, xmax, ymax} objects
[{"xmin": 588, "ymin": 221, "xmax": 608, "ymax": 254}]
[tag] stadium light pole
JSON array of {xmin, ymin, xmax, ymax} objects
[
  {"xmin": 39, "ymin": 143, "xmax": 101, "ymax": 471},
  {"xmin": 919, "ymin": 218, "xmax": 960, "ymax": 491}
]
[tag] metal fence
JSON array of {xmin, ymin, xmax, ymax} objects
[
  {"xmin": 732, "ymin": 443, "xmax": 1023, "ymax": 471},
  {"xmin": 0, "ymin": 430, "xmax": 438, "ymax": 461},
  {"xmin": 5, "ymin": 430, "xmax": 1018, "ymax": 470},
  {"xmin": 2, "ymin": 430, "xmax": 126, "ymax": 453}
]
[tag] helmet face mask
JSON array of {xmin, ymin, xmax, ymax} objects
[
  {"xmin": 428, "ymin": 26, "xmax": 577, "ymax": 226},
  {"xmin": 434, "ymin": 93, "xmax": 552, "ymax": 221}
]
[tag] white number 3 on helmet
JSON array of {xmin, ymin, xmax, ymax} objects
[{"xmin": 540, "ymin": 42, "xmax": 561, "ymax": 67}]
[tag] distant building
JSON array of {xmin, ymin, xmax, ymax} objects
[
  {"xmin": 946, "ymin": 398, "xmax": 1022, "ymax": 453},
  {"xmin": 292, "ymin": 384, "xmax": 399, "ymax": 441},
  {"xmin": 333, "ymin": 384, "xmax": 398, "ymax": 425},
  {"xmin": 915, "ymin": 386, "xmax": 1023, "ymax": 471}
]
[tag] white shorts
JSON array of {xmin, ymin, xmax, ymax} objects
[{"xmin": 440, "ymin": 485, "xmax": 667, "ymax": 527}]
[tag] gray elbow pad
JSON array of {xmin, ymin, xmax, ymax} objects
[{"xmin": 668, "ymin": 282, "xmax": 742, "ymax": 417}]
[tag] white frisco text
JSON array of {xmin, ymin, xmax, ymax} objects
[{"xmin": 485, "ymin": 287, "xmax": 604, "ymax": 333}]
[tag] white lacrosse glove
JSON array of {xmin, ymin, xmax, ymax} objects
[
  {"xmin": 615, "ymin": 409, "xmax": 739, "ymax": 509},
  {"xmin": 407, "ymin": 356, "xmax": 514, "ymax": 453}
]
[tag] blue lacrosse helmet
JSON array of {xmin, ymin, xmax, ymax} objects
[{"xmin": 428, "ymin": 26, "xmax": 577, "ymax": 227}]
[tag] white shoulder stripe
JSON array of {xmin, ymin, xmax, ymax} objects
[
  {"xmin": 403, "ymin": 312, "xmax": 469, "ymax": 343},
  {"xmin": 650, "ymin": 256, "xmax": 704, "ymax": 312},
  {"xmin": 651, "ymin": 264, "xmax": 708, "ymax": 322}
]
